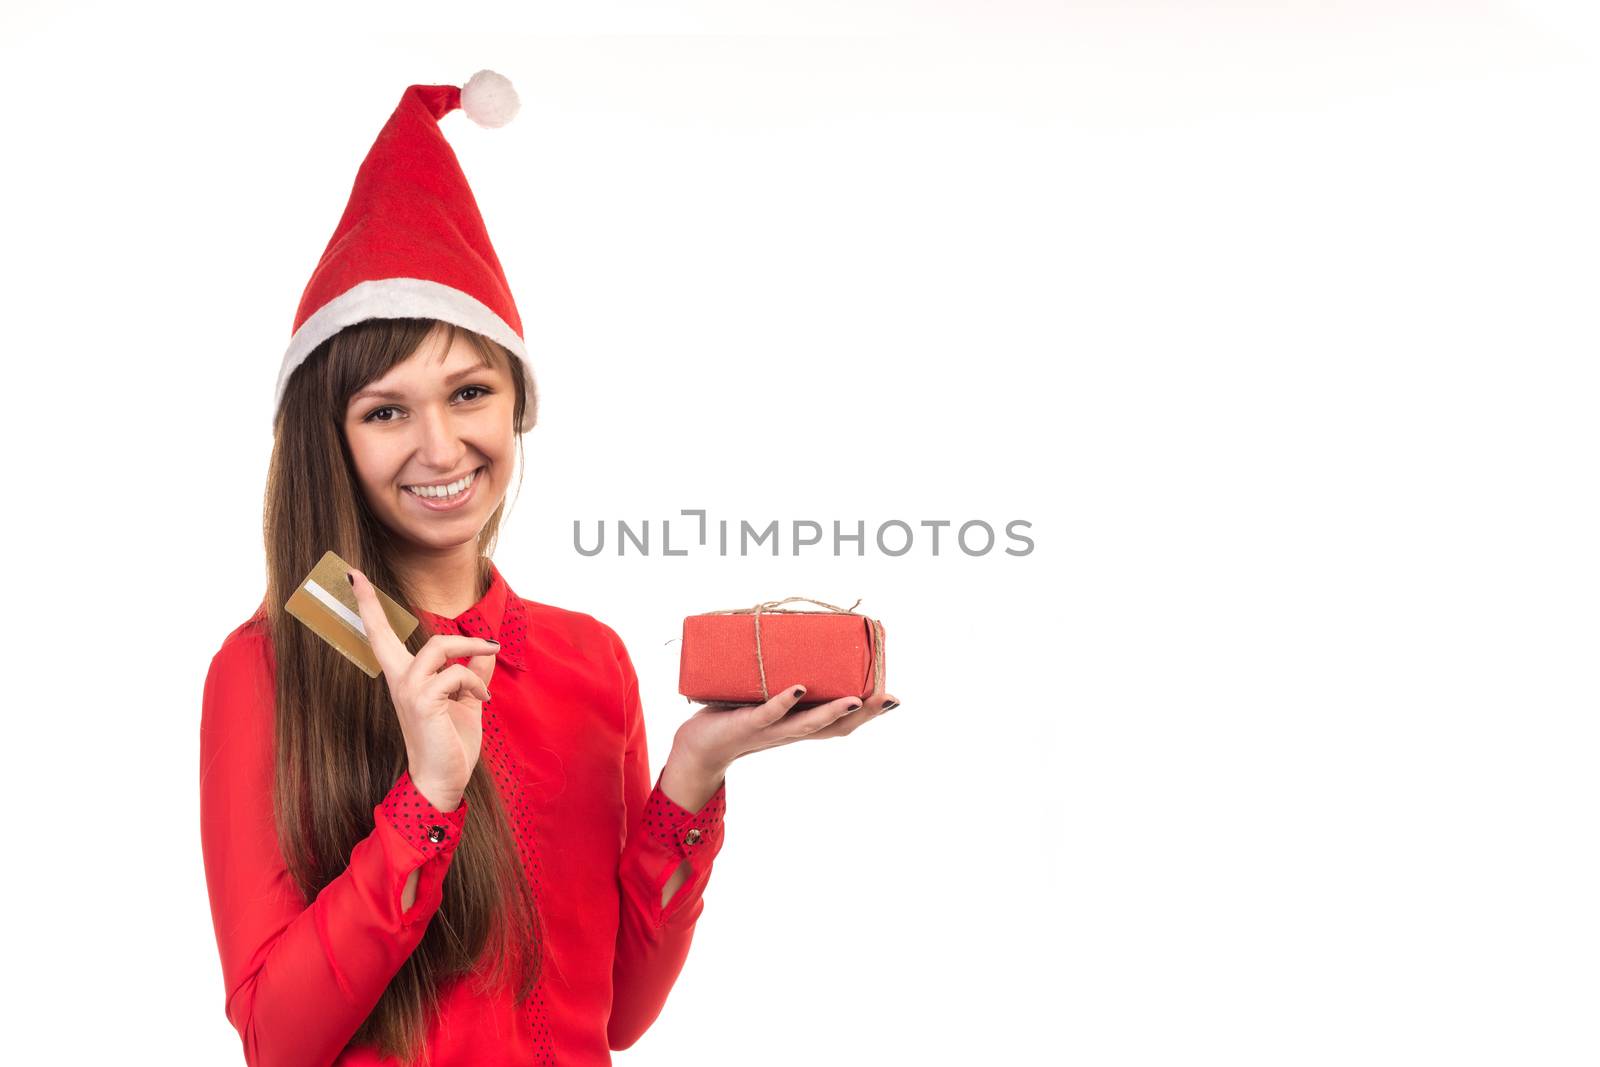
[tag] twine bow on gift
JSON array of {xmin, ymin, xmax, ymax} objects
[{"xmin": 701, "ymin": 596, "xmax": 886, "ymax": 704}]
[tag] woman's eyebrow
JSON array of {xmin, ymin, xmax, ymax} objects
[{"xmin": 351, "ymin": 366, "xmax": 489, "ymax": 403}]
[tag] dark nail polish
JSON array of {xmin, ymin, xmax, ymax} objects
[
  {"xmin": 882, "ymin": 701, "xmax": 899, "ymax": 711},
  {"xmin": 346, "ymin": 572, "xmax": 354, "ymax": 585},
  {"xmin": 793, "ymin": 687, "xmax": 805, "ymax": 698},
  {"xmin": 847, "ymin": 701, "xmax": 862, "ymax": 711}
]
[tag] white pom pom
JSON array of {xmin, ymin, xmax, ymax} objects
[{"xmin": 461, "ymin": 69, "xmax": 520, "ymax": 129}]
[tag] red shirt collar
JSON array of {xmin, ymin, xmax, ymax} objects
[{"xmin": 412, "ymin": 559, "xmax": 531, "ymax": 671}]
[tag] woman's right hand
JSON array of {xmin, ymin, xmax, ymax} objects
[{"xmin": 347, "ymin": 567, "xmax": 499, "ymax": 812}]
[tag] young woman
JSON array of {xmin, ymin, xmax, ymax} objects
[{"xmin": 198, "ymin": 74, "xmax": 898, "ymax": 1067}]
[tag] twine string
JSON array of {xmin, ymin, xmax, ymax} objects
[{"xmin": 702, "ymin": 596, "xmax": 884, "ymax": 703}]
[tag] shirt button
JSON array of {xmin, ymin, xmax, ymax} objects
[
  {"xmin": 684, "ymin": 828, "xmax": 702, "ymax": 845},
  {"xmin": 427, "ymin": 825, "xmax": 447, "ymax": 843}
]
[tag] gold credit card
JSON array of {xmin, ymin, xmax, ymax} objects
[{"xmin": 285, "ymin": 549, "xmax": 419, "ymax": 678}]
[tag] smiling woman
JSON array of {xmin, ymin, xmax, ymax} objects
[
  {"xmin": 337, "ymin": 322, "xmax": 530, "ymax": 597},
  {"xmin": 249, "ymin": 314, "xmax": 545, "ymax": 1056},
  {"xmin": 208, "ymin": 296, "xmax": 748, "ymax": 1067},
  {"xmin": 271, "ymin": 316, "xmax": 534, "ymax": 612},
  {"xmin": 201, "ymin": 68, "xmax": 829, "ymax": 1067}
]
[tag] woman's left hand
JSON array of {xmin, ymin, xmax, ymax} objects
[{"xmin": 670, "ymin": 684, "xmax": 901, "ymax": 776}]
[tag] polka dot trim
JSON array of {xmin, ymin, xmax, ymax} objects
[
  {"xmin": 415, "ymin": 563, "xmax": 531, "ymax": 673},
  {"xmin": 643, "ymin": 778, "xmax": 727, "ymax": 860},
  {"xmin": 495, "ymin": 594, "xmax": 531, "ymax": 671},
  {"xmin": 380, "ymin": 769, "xmax": 469, "ymax": 860},
  {"xmin": 415, "ymin": 577, "xmax": 555, "ymax": 1065},
  {"xmin": 480, "ymin": 667, "xmax": 556, "ymax": 1065}
]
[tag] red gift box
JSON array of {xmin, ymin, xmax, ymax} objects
[{"xmin": 678, "ymin": 598, "xmax": 886, "ymax": 706}]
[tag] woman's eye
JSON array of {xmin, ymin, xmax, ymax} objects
[{"xmin": 363, "ymin": 385, "xmax": 490, "ymax": 423}]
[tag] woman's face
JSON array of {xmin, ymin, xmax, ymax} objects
[{"xmin": 343, "ymin": 326, "xmax": 516, "ymax": 552}]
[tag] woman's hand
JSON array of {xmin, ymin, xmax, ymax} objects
[
  {"xmin": 348, "ymin": 567, "xmax": 500, "ymax": 812},
  {"xmin": 670, "ymin": 685, "xmax": 902, "ymax": 777}
]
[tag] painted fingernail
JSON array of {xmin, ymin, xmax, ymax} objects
[
  {"xmin": 882, "ymin": 701, "xmax": 899, "ymax": 711},
  {"xmin": 793, "ymin": 687, "xmax": 805, "ymax": 698},
  {"xmin": 847, "ymin": 701, "xmax": 862, "ymax": 711},
  {"xmin": 346, "ymin": 572, "xmax": 354, "ymax": 585},
  {"xmin": 488, "ymin": 640, "xmax": 501, "ymax": 647}
]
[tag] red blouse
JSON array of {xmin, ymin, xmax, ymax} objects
[{"xmin": 199, "ymin": 561, "xmax": 728, "ymax": 1066}]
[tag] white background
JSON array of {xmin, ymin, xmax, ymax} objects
[{"xmin": 3, "ymin": 2, "xmax": 1596, "ymax": 1064}]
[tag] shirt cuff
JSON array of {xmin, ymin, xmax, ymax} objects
[
  {"xmin": 642, "ymin": 775, "xmax": 726, "ymax": 862},
  {"xmin": 379, "ymin": 769, "xmax": 469, "ymax": 860}
]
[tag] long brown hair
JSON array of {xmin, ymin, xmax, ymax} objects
[{"xmin": 262, "ymin": 317, "xmax": 540, "ymax": 1065}]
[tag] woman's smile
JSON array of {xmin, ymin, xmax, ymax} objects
[{"xmin": 402, "ymin": 464, "xmax": 486, "ymax": 512}]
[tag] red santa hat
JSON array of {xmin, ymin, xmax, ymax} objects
[{"xmin": 274, "ymin": 69, "xmax": 537, "ymax": 432}]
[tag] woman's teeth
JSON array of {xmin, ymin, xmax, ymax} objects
[{"xmin": 404, "ymin": 468, "xmax": 479, "ymax": 499}]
